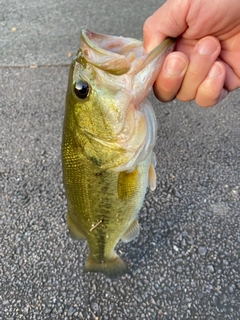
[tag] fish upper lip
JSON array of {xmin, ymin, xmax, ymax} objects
[{"xmin": 81, "ymin": 29, "xmax": 143, "ymax": 57}]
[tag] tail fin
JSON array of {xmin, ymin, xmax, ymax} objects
[{"xmin": 84, "ymin": 254, "xmax": 129, "ymax": 278}]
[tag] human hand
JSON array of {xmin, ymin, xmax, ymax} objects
[{"xmin": 143, "ymin": 0, "xmax": 240, "ymax": 107}]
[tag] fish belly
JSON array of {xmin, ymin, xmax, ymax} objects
[{"xmin": 62, "ymin": 131, "xmax": 151, "ymax": 277}]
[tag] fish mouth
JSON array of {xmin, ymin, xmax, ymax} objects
[
  {"xmin": 79, "ymin": 29, "xmax": 144, "ymax": 75},
  {"xmin": 80, "ymin": 29, "xmax": 175, "ymax": 101},
  {"xmin": 80, "ymin": 29, "xmax": 175, "ymax": 74}
]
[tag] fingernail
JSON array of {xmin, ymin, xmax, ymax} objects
[
  {"xmin": 165, "ymin": 55, "xmax": 187, "ymax": 76},
  {"xmin": 208, "ymin": 62, "xmax": 224, "ymax": 79},
  {"xmin": 197, "ymin": 37, "xmax": 219, "ymax": 55},
  {"xmin": 218, "ymin": 88, "xmax": 228, "ymax": 101}
]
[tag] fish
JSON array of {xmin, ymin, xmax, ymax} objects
[{"xmin": 62, "ymin": 29, "xmax": 175, "ymax": 278}]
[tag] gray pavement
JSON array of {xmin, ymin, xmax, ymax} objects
[{"xmin": 0, "ymin": 0, "xmax": 240, "ymax": 319}]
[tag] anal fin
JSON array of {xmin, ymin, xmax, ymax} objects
[
  {"xmin": 66, "ymin": 211, "xmax": 85, "ymax": 240},
  {"xmin": 121, "ymin": 218, "xmax": 140, "ymax": 243}
]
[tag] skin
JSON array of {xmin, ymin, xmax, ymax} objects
[
  {"xmin": 143, "ymin": 0, "xmax": 240, "ymax": 107},
  {"xmin": 62, "ymin": 31, "xmax": 174, "ymax": 277}
]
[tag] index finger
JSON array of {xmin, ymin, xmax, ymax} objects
[{"xmin": 143, "ymin": 0, "xmax": 189, "ymax": 52}]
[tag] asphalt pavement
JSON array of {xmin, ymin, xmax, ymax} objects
[{"xmin": 1, "ymin": 0, "xmax": 240, "ymax": 319}]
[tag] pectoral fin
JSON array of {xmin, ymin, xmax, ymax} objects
[
  {"xmin": 148, "ymin": 163, "xmax": 156, "ymax": 191},
  {"xmin": 121, "ymin": 218, "xmax": 140, "ymax": 243}
]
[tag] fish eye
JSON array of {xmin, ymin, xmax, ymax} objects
[{"xmin": 74, "ymin": 80, "xmax": 90, "ymax": 99}]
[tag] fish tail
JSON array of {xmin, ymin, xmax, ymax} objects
[{"xmin": 84, "ymin": 254, "xmax": 129, "ymax": 278}]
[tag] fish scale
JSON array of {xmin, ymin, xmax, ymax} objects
[{"xmin": 62, "ymin": 29, "xmax": 175, "ymax": 277}]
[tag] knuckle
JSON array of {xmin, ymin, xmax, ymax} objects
[{"xmin": 143, "ymin": 17, "xmax": 153, "ymax": 35}]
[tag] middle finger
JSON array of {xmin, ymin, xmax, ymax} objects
[{"xmin": 177, "ymin": 36, "xmax": 221, "ymax": 101}]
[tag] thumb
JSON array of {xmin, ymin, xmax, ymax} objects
[{"xmin": 143, "ymin": 0, "xmax": 189, "ymax": 52}]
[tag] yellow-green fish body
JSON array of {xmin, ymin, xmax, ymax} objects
[{"xmin": 62, "ymin": 29, "xmax": 174, "ymax": 277}]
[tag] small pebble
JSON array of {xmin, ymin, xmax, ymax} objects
[
  {"xmin": 206, "ymin": 265, "xmax": 215, "ymax": 273},
  {"xmin": 198, "ymin": 246, "xmax": 207, "ymax": 256},
  {"xmin": 68, "ymin": 306, "xmax": 76, "ymax": 316}
]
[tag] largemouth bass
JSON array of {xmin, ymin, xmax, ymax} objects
[{"xmin": 62, "ymin": 29, "xmax": 174, "ymax": 278}]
